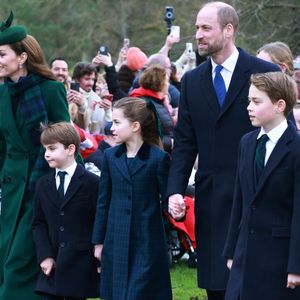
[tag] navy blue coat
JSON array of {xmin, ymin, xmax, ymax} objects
[
  {"xmin": 32, "ymin": 164, "xmax": 100, "ymax": 298},
  {"xmin": 92, "ymin": 143, "xmax": 172, "ymax": 300},
  {"xmin": 167, "ymin": 48, "xmax": 280, "ymax": 290},
  {"xmin": 223, "ymin": 124, "xmax": 300, "ymax": 300}
]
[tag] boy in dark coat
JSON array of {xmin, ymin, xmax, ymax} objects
[
  {"xmin": 32, "ymin": 122, "xmax": 99, "ymax": 300},
  {"xmin": 223, "ymin": 72, "xmax": 300, "ymax": 300}
]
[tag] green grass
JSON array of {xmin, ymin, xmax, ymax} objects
[
  {"xmin": 170, "ymin": 259, "xmax": 207, "ymax": 300},
  {"xmin": 90, "ymin": 258, "xmax": 207, "ymax": 300}
]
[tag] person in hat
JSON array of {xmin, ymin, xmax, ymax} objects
[{"xmin": 0, "ymin": 12, "xmax": 70, "ymax": 300}]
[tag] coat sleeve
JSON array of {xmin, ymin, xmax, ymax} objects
[
  {"xmin": 166, "ymin": 72, "xmax": 198, "ymax": 197},
  {"xmin": 32, "ymin": 180, "xmax": 55, "ymax": 263},
  {"xmin": 287, "ymin": 152, "xmax": 300, "ymax": 274},
  {"xmin": 92, "ymin": 152, "xmax": 112, "ymax": 244},
  {"xmin": 0, "ymin": 129, "xmax": 6, "ymax": 177},
  {"xmin": 222, "ymin": 141, "xmax": 243, "ymax": 259},
  {"xmin": 156, "ymin": 152, "xmax": 170, "ymax": 211}
]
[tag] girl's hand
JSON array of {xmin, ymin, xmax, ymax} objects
[
  {"xmin": 94, "ymin": 244, "xmax": 103, "ymax": 273},
  {"xmin": 287, "ymin": 273, "xmax": 300, "ymax": 289},
  {"xmin": 40, "ymin": 257, "xmax": 55, "ymax": 276},
  {"xmin": 227, "ymin": 259, "xmax": 233, "ymax": 270},
  {"xmin": 99, "ymin": 98, "xmax": 112, "ymax": 111}
]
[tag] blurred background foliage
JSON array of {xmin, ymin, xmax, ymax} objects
[{"xmin": 1, "ymin": 0, "xmax": 299, "ymax": 68}]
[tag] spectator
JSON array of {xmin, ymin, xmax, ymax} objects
[
  {"xmin": 293, "ymin": 55, "xmax": 300, "ymax": 99},
  {"xmin": 72, "ymin": 62, "xmax": 112, "ymax": 133},
  {"xmin": 49, "ymin": 57, "xmax": 69, "ymax": 88}
]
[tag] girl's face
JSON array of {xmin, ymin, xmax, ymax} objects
[
  {"xmin": 111, "ymin": 108, "xmax": 136, "ymax": 144},
  {"xmin": 0, "ymin": 44, "xmax": 27, "ymax": 82}
]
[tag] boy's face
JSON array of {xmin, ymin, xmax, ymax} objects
[
  {"xmin": 44, "ymin": 142, "xmax": 75, "ymax": 170},
  {"xmin": 247, "ymin": 84, "xmax": 285, "ymax": 132}
]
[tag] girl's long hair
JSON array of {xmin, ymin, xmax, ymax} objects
[{"xmin": 113, "ymin": 97, "xmax": 162, "ymax": 148}]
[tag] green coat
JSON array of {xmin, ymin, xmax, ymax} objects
[{"xmin": 0, "ymin": 79, "xmax": 70, "ymax": 300}]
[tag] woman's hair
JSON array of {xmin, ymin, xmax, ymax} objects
[
  {"xmin": 257, "ymin": 42, "xmax": 294, "ymax": 76},
  {"xmin": 139, "ymin": 65, "xmax": 167, "ymax": 92},
  {"xmin": 40, "ymin": 122, "xmax": 81, "ymax": 156},
  {"xmin": 113, "ymin": 97, "xmax": 162, "ymax": 148},
  {"xmin": 10, "ymin": 35, "xmax": 56, "ymax": 80},
  {"xmin": 250, "ymin": 72, "xmax": 297, "ymax": 117}
]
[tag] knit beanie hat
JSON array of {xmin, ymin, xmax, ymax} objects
[
  {"xmin": 0, "ymin": 12, "xmax": 27, "ymax": 45},
  {"xmin": 126, "ymin": 47, "xmax": 147, "ymax": 72}
]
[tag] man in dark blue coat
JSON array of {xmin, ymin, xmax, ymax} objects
[{"xmin": 167, "ymin": 2, "xmax": 280, "ymax": 300}]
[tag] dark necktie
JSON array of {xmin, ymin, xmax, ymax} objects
[
  {"xmin": 213, "ymin": 65, "xmax": 226, "ymax": 107},
  {"xmin": 57, "ymin": 171, "xmax": 67, "ymax": 199},
  {"xmin": 255, "ymin": 134, "xmax": 269, "ymax": 179}
]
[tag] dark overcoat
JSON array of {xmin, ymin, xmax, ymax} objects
[
  {"xmin": 32, "ymin": 164, "xmax": 100, "ymax": 298},
  {"xmin": 223, "ymin": 124, "xmax": 300, "ymax": 300},
  {"xmin": 167, "ymin": 48, "xmax": 280, "ymax": 290},
  {"xmin": 92, "ymin": 143, "xmax": 172, "ymax": 300},
  {"xmin": 0, "ymin": 80, "xmax": 69, "ymax": 300}
]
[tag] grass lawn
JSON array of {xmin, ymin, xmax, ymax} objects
[
  {"xmin": 91, "ymin": 258, "xmax": 207, "ymax": 300},
  {"xmin": 171, "ymin": 259, "xmax": 207, "ymax": 300}
]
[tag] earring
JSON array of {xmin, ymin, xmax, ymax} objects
[{"xmin": 18, "ymin": 63, "xmax": 23, "ymax": 69}]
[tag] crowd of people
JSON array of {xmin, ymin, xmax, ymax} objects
[{"xmin": 0, "ymin": 2, "xmax": 300, "ymax": 300}]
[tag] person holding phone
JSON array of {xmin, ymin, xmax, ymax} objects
[{"xmin": 71, "ymin": 62, "xmax": 112, "ymax": 134}]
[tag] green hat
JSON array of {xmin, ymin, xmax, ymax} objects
[{"xmin": 0, "ymin": 11, "xmax": 27, "ymax": 45}]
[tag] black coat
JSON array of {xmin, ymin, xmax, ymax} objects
[
  {"xmin": 32, "ymin": 164, "xmax": 100, "ymax": 298},
  {"xmin": 167, "ymin": 48, "xmax": 280, "ymax": 290},
  {"xmin": 223, "ymin": 124, "xmax": 300, "ymax": 300}
]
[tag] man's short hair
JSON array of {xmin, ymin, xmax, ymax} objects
[
  {"xmin": 250, "ymin": 72, "xmax": 298, "ymax": 117},
  {"xmin": 72, "ymin": 62, "xmax": 97, "ymax": 80},
  {"xmin": 49, "ymin": 57, "xmax": 68, "ymax": 69},
  {"xmin": 40, "ymin": 122, "xmax": 80, "ymax": 156}
]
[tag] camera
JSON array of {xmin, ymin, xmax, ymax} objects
[
  {"xmin": 99, "ymin": 45, "xmax": 109, "ymax": 56},
  {"xmin": 165, "ymin": 6, "xmax": 174, "ymax": 22}
]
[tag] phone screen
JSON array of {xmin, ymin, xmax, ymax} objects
[
  {"xmin": 70, "ymin": 82, "xmax": 80, "ymax": 92},
  {"xmin": 171, "ymin": 26, "xmax": 180, "ymax": 39},
  {"xmin": 99, "ymin": 46, "xmax": 108, "ymax": 56}
]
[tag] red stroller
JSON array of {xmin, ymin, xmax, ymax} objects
[{"xmin": 164, "ymin": 194, "xmax": 197, "ymax": 268}]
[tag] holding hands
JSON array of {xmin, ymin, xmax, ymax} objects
[
  {"xmin": 287, "ymin": 273, "xmax": 300, "ymax": 289},
  {"xmin": 168, "ymin": 193, "xmax": 186, "ymax": 220},
  {"xmin": 94, "ymin": 244, "xmax": 103, "ymax": 273}
]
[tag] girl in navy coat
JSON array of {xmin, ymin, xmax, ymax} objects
[{"xmin": 92, "ymin": 97, "xmax": 172, "ymax": 300}]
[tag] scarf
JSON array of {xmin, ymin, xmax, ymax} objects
[
  {"xmin": 6, "ymin": 73, "xmax": 50, "ymax": 191},
  {"xmin": 129, "ymin": 87, "xmax": 164, "ymax": 101}
]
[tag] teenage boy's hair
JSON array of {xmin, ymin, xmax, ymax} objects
[
  {"xmin": 40, "ymin": 122, "xmax": 80, "ymax": 156},
  {"xmin": 250, "ymin": 72, "xmax": 298, "ymax": 117}
]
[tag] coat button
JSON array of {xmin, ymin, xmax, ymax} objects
[
  {"xmin": 60, "ymin": 242, "xmax": 65, "ymax": 248},
  {"xmin": 7, "ymin": 153, "xmax": 12, "ymax": 158},
  {"xmin": 250, "ymin": 228, "xmax": 255, "ymax": 234},
  {"xmin": 251, "ymin": 205, "xmax": 256, "ymax": 210},
  {"xmin": 60, "ymin": 211, "xmax": 65, "ymax": 216},
  {"xmin": 59, "ymin": 226, "xmax": 64, "ymax": 232}
]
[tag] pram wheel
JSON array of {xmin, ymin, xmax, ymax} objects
[{"xmin": 168, "ymin": 229, "xmax": 186, "ymax": 265}]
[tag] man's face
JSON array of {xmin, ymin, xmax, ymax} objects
[
  {"xmin": 195, "ymin": 6, "xmax": 226, "ymax": 57},
  {"xmin": 77, "ymin": 73, "xmax": 96, "ymax": 92},
  {"xmin": 51, "ymin": 60, "xmax": 68, "ymax": 83}
]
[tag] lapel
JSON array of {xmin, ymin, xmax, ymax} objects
[
  {"xmin": 0, "ymin": 85, "xmax": 27, "ymax": 151},
  {"xmin": 198, "ymin": 61, "xmax": 220, "ymax": 116},
  {"xmin": 62, "ymin": 164, "xmax": 85, "ymax": 207},
  {"xmin": 114, "ymin": 142, "xmax": 150, "ymax": 182},
  {"xmin": 253, "ymin": 124, "xmax": 295, "ymax": 199},
  {"xmin": 44, "ymin": 169, "xmax": 61, "ymax": 209},
  {"xmin": 218, "ymin": 49, "xmax": 252, "ymax": 119},
  {"xmin": 243, "ymin": 131, "xmax": 259, "ymax": 196}
]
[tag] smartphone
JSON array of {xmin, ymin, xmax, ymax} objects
[
  {"xmin": 171, "ymin": 25, "xmax": 180, "ymax": 39},
  {"xmin": 186, "ymin": 43, "xmax": 193, "ymax": 53},
  {"xmin": 70, "ymin": 82, "xmax": 80, "ymax": 92},
  {"xmin": 99, "ymin": 45, "xmax": 109, "ymax": 56},
  {"xmin": 123, "ymin": 38, "xmax": 130, "ymax": 51},
  {"xmin": 102, "ymin": 94, "xmax": 113, "ymax": 102}
]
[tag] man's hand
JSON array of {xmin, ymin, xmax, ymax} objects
[
  {"xmin": 168, "ymin": 194, "xmax": 186, "ymax": 220},
  {"xmin": 227, "ymin": 259, "xmax": 233, "ymax": 270}
]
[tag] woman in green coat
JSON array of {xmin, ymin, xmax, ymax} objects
[{"xmin": 0, "ymin": 13, "xmax": 70, "ymax": 300}]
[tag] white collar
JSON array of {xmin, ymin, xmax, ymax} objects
[
  {"xmin": 56, "ymin": 161, "xmax": 77, "ymax": 178},
  {"xmin": 211, "ymin": 47, "xmax": 239, "ymax": 73},
  {"xmin": 257, "ymin": 119, "xmax": 288, "ymax": 143}
]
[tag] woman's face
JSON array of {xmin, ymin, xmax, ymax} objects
[{"xmin": 0, "ymin": 44, "xmax": 26, "ymax": 81}]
